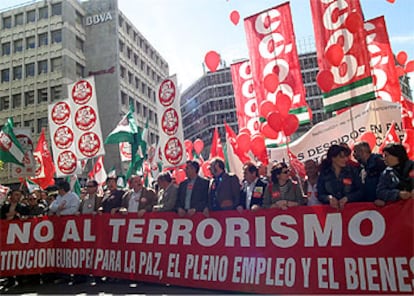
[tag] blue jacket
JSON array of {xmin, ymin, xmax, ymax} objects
[
  {"xmin": 376, "ymin": 160, "xmax": 414, "ymax": 202},
  {"xmin": 360, "ymin": 153, "xmax": 386, "ymax": 201},
  {"xmin": 317, "ymin": 165, "xmax": 363, "ymax": 204}
]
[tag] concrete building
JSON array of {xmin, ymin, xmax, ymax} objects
[{"xmin": 0, "ymin": 0, "xmax": 169, "ymax": 184}]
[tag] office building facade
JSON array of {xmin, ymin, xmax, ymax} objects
[{"xmin": 0, "ymin": 0, "xmax": 169, "ymax": 184}]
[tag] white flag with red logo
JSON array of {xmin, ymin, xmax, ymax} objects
[
  {"xmin": 365, "ymin": 16, "xmax": 402, "ymax": 103},
  {"xmin": 156, "ymin": 75, "xmax": 187, "ymax": 169},
  {"xmin": 88, "ymin": 156, "xmax": 107, "ymax": 186},
  {"xmin": 311, "ymin": 0, "xmax": 375, "ymax": 112}
]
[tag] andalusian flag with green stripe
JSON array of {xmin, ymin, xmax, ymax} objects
[
  {"xmin": 289, "ymin": 106, "xmax": 311, "ymax": 125},
  {"xmin": 0, "ymin": 118, "xmax": 25, "ymax": 166},
  {"xmin": 323, "ymin": 76, "xmax": 376, "ymax": 113}
]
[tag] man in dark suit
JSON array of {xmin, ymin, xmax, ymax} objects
[
  {"xmin": 176, "ymin": 161, "xmax": 209, "ymax": 217},
  {"xmin": 237, "ymin": 162, "xmax": 267, "ymax": 212},
  {"xmin": 207, "ymin": 157, "xmax": 240, "ymax": 212}
]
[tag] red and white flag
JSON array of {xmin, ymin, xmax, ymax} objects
[
  {"xmin": 311, "ymin": 0, "xmax": 375, "ymax": 112},
  {"xmin": 244, "ymin": 3, "xmax": 311, "ymax": 125},
  {"xmin": 230, "ymin": 60, "xmax": 260, "ymax": 134},
  {"xmin": 402, "ymin": 129, "xmax": 414, "ymax": 160},
  {"xmin": 209, "ymin": 127, "xmax": 224, "ymax": 160},
  {"xmin": 365, "ymin": 16, "xmax": 401, "ymax": 103},
  {"xmin": 378, "ymin": 122, "xmax": 401, "ymax": 153},
  {"xmin": 88, "ymin": 155, "xmax": 107, "ymax": 186},
  {"xmin": 31, "ymin": 128, "xmax": 56, "ymax": 189},
  {"xmin": 401, "ymin": 97, "xmax": 414, "ymax": 130}
]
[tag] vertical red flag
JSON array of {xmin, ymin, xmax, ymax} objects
[
  {"xmin": 378, "ymin": 122, "xmax": 401, "ymax": 153},
  {"xmin": 401, "ymin": 96, "xmax": 414, "ymax": 130},
  {"xmin": 365, "ymin": 16, "xmax": 402, "ymax": 103},
  {"xmin": 209, "ymin": 127, "xmax": 224, "ymax": 160},
  {"xmin": 31, "ymin": 128, "xmax": 56, "ymax": 189},
  {"xmin": 230, "ymin": 60, "xmax": 261, "ymax": 134},
  {"xmin": 310, "ymin": 0, "xmax": 375, "ymax": 112},
  {"xmin": 402, "ymin": 129, "xmax": 414, "ymax": 160},
  {"xmin": 244, "ymin": 3, "xmax": 311, "ymax": 125}
]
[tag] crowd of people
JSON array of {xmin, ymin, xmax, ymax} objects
[
  {"xmin": 0, "ymin": 141, "xmax": 413, "ymax": 289},
  {"xmin": 1, "ymin": 142, "xmax": 413, "ymax": 222}
]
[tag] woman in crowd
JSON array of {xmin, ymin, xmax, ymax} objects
[
  {"xmin": 375, "ymin": 143, "xmax": 414, "ymax": 206},
  {"xmin": 317, "ymin": 144, "xmax": 363, "ymax": 210},
  {"xmin": 264, "ymin": 162, "xmax": 306, "ymax": 210}
]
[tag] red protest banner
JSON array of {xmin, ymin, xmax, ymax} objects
[{"xmin": 1, "ymin": 200, "xmax": 413, "ymax": 294}]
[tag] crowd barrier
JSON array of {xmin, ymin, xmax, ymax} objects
[{"xmin": 1, "ymin": 199, "xmax": 413, "ymax": 294}]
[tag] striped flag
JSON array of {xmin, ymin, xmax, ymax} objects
[{"xmin": 0, "ymin": 118, "xmax": 25, "ymax": 166}]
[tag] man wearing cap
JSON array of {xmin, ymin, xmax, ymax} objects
[
  {"xmin": 100, "ymin": 176, "xmax": 124, "ymax": 214},
  {"xmin": 49, "ymin": 180, "xmax": 80, "ymax": 216},
  {"xmin": 176, "ymin": 160, "xmax": 209, "ymax": 217}
]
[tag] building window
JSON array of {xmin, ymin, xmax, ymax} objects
[
  {"xmin": 24, "ymin": 90, "xmax": 35, "ymax": 106},
  {"xmin": 143, "ymin": 106, "xmax": 147, "ymax": 117},
  {"xmin": 13, "ymin": 66, "xmax": 22, "ymax": 80},
  {"xmin": 127, "ymin": 47, "xmax": 132, "ymax": 59},
  {"xmin": 26, "ymin": 36, "xmax": 35, "ymax": 49},
  {"xmin": 51, "ymin": 57, "xmax": 62, "ymax": 72},
  {"xmin": 120, "ymin": 66, "xmax": 126, "ymax": 78},
  {"xmin": 51, "ymin": 30, "xmax": 62, "ymax": 44},
  {"xmin": 37, "ymin": 88, "xmax": 48, "ymax": 103},
  {"xmin": 121, "ymin": 91, "xmax": 127, "ymax": 105},
  {"xmin": 76, "ymin": 37, "xmax": 84, "ymax": 52},
  {"xmin": 118, "ymin": 15, "xmax": 123, "ymax": 28},
  {"xmin": 27, "ymin": 10, "xmax": 36, "ymax": 23},
  {"xmin": 1, "ymin": 69, "xmax": 10, "ymax": 82},
  {"xmin": 51, "ymin": 85, "xmax": 62, "ymax": 101},
  {"xmin": 14, "ymin": 39, "xmax": 23, "ymax": 53},
  {"xmin": 119, "ymin": 40, "xmax": 124, "ymax": 53},
  {"xmin": 39, "ymin": 7, "xmax": 48, "ymax": 20},
  {"xmin": 2, "ymin": 16, "xmax": 11, "ymax": 29},
  {"xmin": 38, "ymin": 32, "xmax": 48, "ymax": 47},
  {"xmin": 2, "ymin": 42, "xmax": 10, "ymax": 56},
  {"xmin": 38, "ymin": 60, "xmax": 48, "ymax": 74},
  {"xmin": 134, "ymin": 54, "xmax": 138, "ymax": 65},
  {"xmin": 51, "ymin": 3, "xmax": 62, "ymax": 16},
  {"xmin": 135, "ymin": 101, "xmax": 141, "ymax": 114},
  {"xmin": 12, "ymin": 94, "xmax": 21, "ymax": 108},
  {"xmin": 135, "ymin": 77, "xmax": 139, "ymax": 89},
  {"xmin": 15, "ymin": 13, "xmax": 24, "ymax": 26},
  {"xmin": 24, "ymin": 120, "xmax": 34, "ymax": 133},
  {"xmin": 128, "ymin": 72, "xmax": 133, "ymax": 84},
  {"xmin": 140, "ymin": 60, "xmax": 145, "ymax": 71},
  {"xmin": 76, "ymin": 63, "xmax": 84, "ymax": 77},
  {"xmin": 0, "ymin": 96, "xmax": 9, "ymax": 111},
  {"xmin": 129, "ymin": 97, "xmax": 134, "ymax": 108},
  {"xmin": 37, "ymin": 117, "xmax": 48, "ymax": 133},
  {"xmin": 25, "ymin": 63, "xmax": 35, "ymax": 77},
  {"xmin": 75, "ymin": 10, "xmax": 82, "ymax": 25}
]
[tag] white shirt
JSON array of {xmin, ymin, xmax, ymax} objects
[
  {"xmin": 50, "ymin": 191, "xmax": 80, "ymax": 215},
  {"xmin": 245, "ymin": 178, "xmax": 258, "ymax": 209},
  {"xmin": 306, "ymin": 182, "xmax": 321, "ymax": 206},
  {"xmin": 128, "ymin": 191, "xmax": 141, "ymax": 213}
]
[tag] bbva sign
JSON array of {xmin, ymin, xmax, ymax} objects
[{"xmin": 85, "ymin": 12, "xmax": 113, "ymax": 26}]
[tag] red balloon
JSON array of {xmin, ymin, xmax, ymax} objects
[
  {"xmin": 276, "ymin": 93, "xmax": 291, "ymax": 117},
  {"xmin": 395, "ymin": 65, "xmax": 405, "ymax": 77},
  {"xmin": 193, "ymin": 138, "xmax": 204, "ymax": 155},
  {"xmin": 259, "ymin": 100, "xmax": 276, "ymax": 118},
  {"xmin": 386, "ymin": 0, "xmax": 395, "ymax": 3},
  {"xmin": 175, "ymin": 169, "xmax": 186, "ymax": 185},
  {"xmin": 184, "ymin": 139, "xmax": 193, "ymax": 152},
  {"xmin": 204, "ymin": 51, "xmax": 220, "ymax": 72},
  {"xmin": 260, "ymin": 122, "xmax": 279, "ymax": 139},
  {"xmin": 316, "ymin": 70, "xmax": 334, "ymax": 92},
  {"xmin": 396, "ymin": 51, "xmax": 408, "ymax": 66},
  {"xmin": 264, "ymin": 73, "xmax": 279, "ymax": 93},
  {"xmin": 405, "ymin": 60, "xmax": 414, "ymax": 73},
  {"xmin": 345, "ymin": 12, "xmax": 363, "ymax": 33},
  {"xmin": 230, "ymin": 10, "xmax": 240, "ymax": 25},
  {"xmin": 267, "ymin": 111, "xmax": 283, "ymax": 132},
  {"xmin": 282, "ymin": 114, "xmax": 299, "ymax": 136},
  {"xmin": 236, "ymin": 132, "xmax": 251, "ymax": 154},
  {"xmin": 250, "ymin": 134, "xmax": 266, "ymax": 158},
  {"xmin": 359, "ymin": 131, "xmax": 376, "ymax": 150},
  {"xmin": 325, "ymin": 44, "xmax": 344, "ymax": 67}
]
